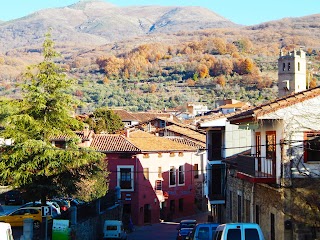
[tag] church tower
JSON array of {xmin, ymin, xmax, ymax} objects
[{"xmin": 278, "ymin": 48, "xmax": 307, "ymax": 98}]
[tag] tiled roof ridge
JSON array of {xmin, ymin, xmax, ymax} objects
[
  {"xmin": 229, "ymin": 86, "xmax": 320, "ymax": 121},
  {"xmin": 254, "ymin": 86, "xmax": 320, "ymax": 118},
  {"xmin": 165, "ymin": 125, "xmax": 206, "ymax": 142}
]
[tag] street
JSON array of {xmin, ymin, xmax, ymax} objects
[
  {"xmin": 128, "ymin": 211, "xmax": 209, "ymax": 240},
  {"xmin": 128, "ymin": 222, "xmax": 179, "ymax": 240}
]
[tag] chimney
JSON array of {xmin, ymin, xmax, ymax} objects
[
  {"xmin": 83, "ymin": 124, "xmax": 89, "ymax": 138},
  {"xmin": 125, "ymin": 128, "xmax": 130, "ymax": 138}
]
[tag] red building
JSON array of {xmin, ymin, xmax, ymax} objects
[{"xmin": 90, "ymin": 130, "xmax": 203, "ymax": 226}]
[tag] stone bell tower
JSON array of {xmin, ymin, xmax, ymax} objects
[{"xmin": 278, "ymin": 48, "xmax": 307, "ymax": 98}]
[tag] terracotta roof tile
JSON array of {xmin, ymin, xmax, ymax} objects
[
  {"xmin": 126, "ymin": 130, "xmax": 196, "ymax": 152},
  {"xmin": 229, "ymin": 86, "xmax": 320, "ymax": 122},
  {"xmin": 131, "ymin": 112, "xmax": 172, "ymax": 123},
  {"xmin": 165, "ymin": 136, "xmax": 206, "ymax": 149},
  {"xmin": 112, "ymin": 109, "xmax": 138, "ymax": 121},
  {"xmin": 91, "ymin": 134, "xmax": 140, "ymax": 152},
  {"xmin": 164, "ymin": 125, "xmax": 206, "ymax": 143}
]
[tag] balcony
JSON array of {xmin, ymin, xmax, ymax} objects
[{"xmin": 235, "ymin": 154, "xmax": 276, "ymax": 184}]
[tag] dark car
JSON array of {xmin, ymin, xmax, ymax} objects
[
  {"xmin": 4, "ymin": 190, "xmax": 23, "ymax": 205},
  {"xmin": 177, "ymin": 220, "xmax": 197, "ymax": 240},
  {"xmin": 177, "ymin": 220, "xmax": 197, "ymax": 230},
  {"xmin": 177, "ymin": 227, "xmax": 194, "ymax": 240},
  {"xmin": 49, "ymin": 199, "xmax": 69, "ymax": 212}
]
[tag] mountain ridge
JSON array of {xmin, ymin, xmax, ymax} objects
[{"xmin": 0, "ymin": 0, "xmax": 239, "ymax": 52}]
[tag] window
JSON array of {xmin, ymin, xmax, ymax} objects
[
  {"xmin": 208, "ymin": 130, "xmax": 222, "ymax": 160},
  {"xmin": 179, "ymin": 198, "xmax": 184, "ymax": 212},
  {"xmin": 298, "ymin": 62, "xmax": 300, "ymax": 71},
  {"xmin": 169, "ymin": 166, "xmax": 176, "ymax": 186},
  {"xmin": 155, "ymin": 180, "xmax": 162, "ymax": 191},
  {"xmin": 288, "ymin": 62, "xmax": 291, "ymax": 71},
  {"xmin": 245, "ymin": 229, "xmax": 260, "ymax": 240},
  {"xmin": 227, "ymin": 229, "xmax": 241, "ymax": 240},
  {"xmin": 159, "ymin": 120, "xmax": 166, "ymax": 128},
  {"xmin": 266, "ymin": 131, "xmax": 276, "ymax": 160},
  {"xmin": 118, "ymin": 166, "xmax": 134, "ymax": 191},
  {"xmin": 143, "ymin": 168, "xmax": 149, "ymax": 180},
  {"xmin": 282, "ymin": 62, "xmax": 285, "ymax": 71},
  {"xmin": 178, "ymin": 165, "xmax": 185, "ymax": 185},
  {"xmin": 193, "ymin": 164, "xmax": 199, "ymax": 179},
  {"xmin": 304, "ymin": 132, "xmax": 320, "ymax": 162},
  {"xmin": 198, "ymin": 227, "xmax": 209, "ymax": 240}
]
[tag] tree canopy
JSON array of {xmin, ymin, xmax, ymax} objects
[
  {"xmin": 0, "ymin": 33, "xmax": 107, "ymax": 202},
  {"xmin": 84, "ymin": 107, "xmax": 124, "ymax": 134}
]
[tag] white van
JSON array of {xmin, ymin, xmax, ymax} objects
[
  {"xmin": 0, "ymin": 222, "xmax": 14, "ymax": 240},
  {"xmin": 103, "ymin": 220, "xmax": 127, "ymax": 240},
  {"xmin": 213, "ymin": 223, "xmax": 265, "ymax": 240}
]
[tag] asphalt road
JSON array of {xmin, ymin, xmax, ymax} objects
[
  {"xmin": 128, "ymin": 211, "xmax": 210, "ymax": 240},
  {"xmin": 128, "ymin": 221, "xmax": 179, "ymax": 240}
]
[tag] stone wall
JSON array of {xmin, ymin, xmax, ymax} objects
[
  {"xmin": 72, "ymin": 204, "xmax": 121, "ymax": 240},
  {"xmin": 226, "ymin": 175, "xmax": 285, "ymax": 240}
]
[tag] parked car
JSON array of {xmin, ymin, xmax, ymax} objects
[
  {"xmin": 4, "ymin": 190, "xmax": 23, "ymax": 205},
  {"xmin": 213, "ymin": 223, "xmax": 265, "ymax": 240},
  {"xmin": 177, "ymin": 219, "xmax": 197, "ymax": 230},
  {"xmin": 187, "ymin": 222, "xmax": 220, "ymax": 240},
  {"xmin": 178, "ymin": 227, "xmax": 195, "ymax": 240},
  {"xmin": 49, "ymin": 199, "xmax": 69, "ymax": 212},
  {"xmin": 177, "ymin": 220, "xmax": 197, "ymax": 240},
  {"xmin": 103, "ymin": 220, "xmax": 127, "ymax": 240},
  {"xmin": 0, "ymin": 207, "xmax": 50, "ymax": 229},
  {"xmin": 20, "ymin": 201, "xmax": 60, "ymax": 218}
]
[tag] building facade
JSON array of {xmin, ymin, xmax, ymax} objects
[
  {"xmin": 90, "ymin": 130, "xmax": 205, "ymax": 226},
  {"xmin": 228, "ymin": 87, "xmax": 320, "ymax": 240}
]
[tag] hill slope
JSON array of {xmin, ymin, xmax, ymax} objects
[{"xmin": 0, "ymin": 0, "xmax": 238, "ymax": 52}]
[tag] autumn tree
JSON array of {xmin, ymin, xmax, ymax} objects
[
  {"xmin": 0, "ymin": 33, "xmax": 107, "ymax": 203},
  {"xmin": 216, "ymin": 75, "xmax": 226, "ymax": 87},
  {"xmin": 197, "ymin": 63, "xmax": 209, "ymax": 78}
]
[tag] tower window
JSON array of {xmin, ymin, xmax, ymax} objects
[
  {"xmin": 288, "ymin": 62, "xmax": 291, "ymax": 71},
  {"xmin": 298, "ymin": 62, "xmax": 300, "ymax": 71},
  {"xmin": 282, "ymin": 63, "xmax": 285, "ymax": 71}
]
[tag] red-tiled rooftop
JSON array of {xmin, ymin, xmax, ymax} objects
[
  {"xmin": 164, "ymin": 125, "xmax": 206, "ymax": 143},
  {"xmin": 90, "ymin": 134, "xmax": 140, "ymax": 152},
  {"xmin": 228, "ymin": 86, "xmax": 320, "ymax": 123},
  {"xmin": 125, "ymin": 130, "xmax": 196, "ymax": 152},
  {"xmin": 165, "ymin": 136, "xmax": 206, "ymax": 149},
  {"xmin": 112, "ymin": 109, "xmax": 139, "ymax": 121}
]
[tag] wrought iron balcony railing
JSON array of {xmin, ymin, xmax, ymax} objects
[{"xmin": 235, "ymin": 154, "xmax": 276, "ymax": 183}]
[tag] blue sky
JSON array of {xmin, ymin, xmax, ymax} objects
[{"xmin": 0, "ymin": 0, "xmax": 319, "ymax": 25}]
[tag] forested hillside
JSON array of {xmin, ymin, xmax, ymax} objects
[{"xmin": 0, "ymin": 1, "xmax": 319, "ymax": 112}]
